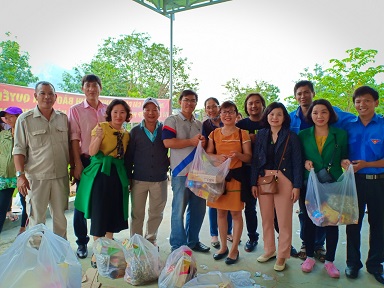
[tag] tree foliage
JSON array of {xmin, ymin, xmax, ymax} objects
[
  {"xmin": 59, "ymin": 32, "xmax": 198, "ymax": 105},
  {"xmin": 286, "ymin": 48, "xmax": 384, "ymax": 114},
  {"xmin": 0, "ymin": 32, "xmax": 38, "ymax": 86},
  {"xmin": 223, "ymin": 78, "xmax": 280, "ymax": 116}
]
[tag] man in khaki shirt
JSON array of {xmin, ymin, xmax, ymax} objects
[{"xmin": 13, "ymin": 81, "xmax": 70, "ymax": 238}]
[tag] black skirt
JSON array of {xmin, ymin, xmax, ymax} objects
[{"xmin": 90, "ymin": 164, "xmax": 128, "ymax": 237}]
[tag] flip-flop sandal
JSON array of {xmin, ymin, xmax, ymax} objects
[
  {"xmin": 211, "ymin": 241, "xmax": 220, "ymax": 249},
  {"xmin": 315, "ymin": 248, "xmax": 326, "ymax": 263},
  {"xmin": 298, "ymin": 245, "xmax": 307, "ymax": 260},
  {"xmin": 7, "ymin": 212, "xmax": 19, "ymax": 222},
  {"xmin": 91, "ymin": 254, "xmax": 97, "ymax": 268},
  {"xmin": 226, "ymin": 236, "xmax": 241, "ymax": 243}
]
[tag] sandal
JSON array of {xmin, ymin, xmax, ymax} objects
[
  {"xmin": 298, "ymin": 245, "xmax": 307, "ymax": 260},
  {"xmin": 315, "ymin": 247, "xmax": 326, "ymax": 263},
  {"xmin": 226, "ymin": 235, "xmax": 241, "ymax": 243},
  {"xmin": 6, "ymin": 212, "xmax": 19, "ymax": 222},
  {"xmin": 91, "ymin": 254, "xmax": 97, "ymax": 268},
  {"xmin": 211, "ymin": 241, "xmax": 220, "ymax": 249}
]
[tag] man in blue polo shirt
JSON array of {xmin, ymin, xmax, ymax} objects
[
  {"xmin": 290, "ymin": 80, "xmax": 355, "ymax": 261},
  {"xmin": 341, "ymin": 86, "xmax": 384, "ymax": 285},
  {"xmin": 162, "ymin": 89, "xmax": 210, "ymax": 252}
]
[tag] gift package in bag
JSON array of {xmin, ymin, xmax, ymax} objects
[
  {"xmin": 183, "ymin": 271, "xmax": 234, "ymax": 288},
  {"xmin": 122, "ymin": 234, "xmax": 163, "ymax": 285},
  {"xmin": 93, "ymin": 237, "xmax": 127, "ymax": 279},
  {"xmin": 158, "ymin": 246, "xmax": 197, "ymax": 288},
  {"xmin": 0, "ymin": 223, "xmax": 82, "ymax": 288},
  {"xmin": 186, "ymin": 141, "xmax": 231, "ymax": 202},
  {"xmin": 305, "ymin": 165, "xmax": 359, "ymax": 226}
]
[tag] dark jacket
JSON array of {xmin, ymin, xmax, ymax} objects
[
  {"xmin": 125, "ymin": 122, "xmax": 169, "ymax": 182},
  {"xmin": 250, "ymin": 127, "xmax": 303, "ymax": 189}
]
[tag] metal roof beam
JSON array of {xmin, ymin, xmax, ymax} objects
[{"xmin": 133, "ymin": 0, "xmax": 230, "ymax": 16}]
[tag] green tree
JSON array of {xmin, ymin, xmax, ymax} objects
[
  {"xmin": 0, "ymin": 32, "xmax": 38, "ymax": 85},
  {"xmin": 59, "ymin": 32, "xmax": 198, "ymax": 105},
  {"xmin": 223, "ymin": 78, "xmax": 280, "ymax": 116},
  {"xmin": 286, "ymin": 48, "xmax": 384, "ymax": 114}
]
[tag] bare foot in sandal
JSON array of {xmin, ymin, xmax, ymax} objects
[{"xmin": 6, "ymin": 212, "xmax": 19, "ymax": 222}]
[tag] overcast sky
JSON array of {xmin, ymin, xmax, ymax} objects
[{"xmin": 1, "ymin": 0, "xmax": 383, "ymax": 108}]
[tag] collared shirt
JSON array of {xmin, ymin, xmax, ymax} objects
[
  {"xmin": 290, "ymin": 105, "xmax": 355, "ymax": 134},
  {"xmin": 140, "ymin": 120, "xmax": 159, "ymax": 142},
  {"xmin": 162, "ymin": 112, "xmax": 202, "ymax": 176},
  {"xmin": 68, "ymin": 99, "xmax": 107, "ymax": 155},
  {"xmin": 343, "ymin": 114, "xmax": 384, "ymax": 175},
  {"xmin": 13, "ymin": 106, "xmax": 70, "ymax": 180}
]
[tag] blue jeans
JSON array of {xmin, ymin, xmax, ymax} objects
[
  {"xmin": 209, "ymin": 207, "xmax": 232, "ymax": 236},
  {"xmin": 170, "ymin": 176, "xmax": 206, "ymax": 250}
]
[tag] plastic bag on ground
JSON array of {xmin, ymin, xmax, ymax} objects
[
  {"xmin": 158, "ymin": 245, "xmax": 197, "ymax": 288},
  {"xmin": 223, "ymin": 270, "xmax": 257, "ymax": 287},
  {"xmin": 186, "ymin": 141, "xmax": 231, "ymax": 202},
  {"xmin": 183, "ymin": 271, "xmax": 234, "ymax": 287},
  {"xmin": 93, "ymin": 237, "xmax": 127, "ymax": 279},
  {"xmin": 305, "ymin": 165, "xmax": 359, "ymax": 226},
  {"xmin": 0, "ymin": 223, "xmax": 82, "ymax": 288},
  {"xmin": 122, "ymin": 234, "xmax": 163, "ymax": 285}
]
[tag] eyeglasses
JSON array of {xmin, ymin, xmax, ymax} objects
[
  {"xmin": 220, "ymin": 110, "xmax": 236, "ymax": 115},
  {"xmin": 181, "ymin": 98, "xmax": 197, "ymax": 104},
  {"xmin": 113, "ymin": 131, "xmax": 124, "ymax": 159},
  {"xmin": 206, "ymin": 105, "xmax": 218, "ymax": 110}
]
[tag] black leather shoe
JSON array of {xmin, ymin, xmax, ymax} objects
[
  {"xmin": 225, "ymin": 251, "xmax": 239, "ymax": 265},
  {"xmin": 213, "ymin": 248, "xmax": 229, "ymax": 260},
  {"xmin": 191, "ymin": 242, "xmax": 210, "ymax": 252},
  {"xmin": 369, "ymin": 271, "xmax": 384, "ymax": 285},
  {"xmin": 76, "ymin": 244, "xmax": 88, "ymax": 259},
  {"xmin": 244, "ymin": 239, "xmax": 258, "ymax": 252},
  {"xmin": 345, "ymin": 266, "xmax": 359, "ymax": 279}
]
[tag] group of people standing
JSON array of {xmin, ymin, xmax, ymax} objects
[
  {"xmin": 174, "ymin": 81, "xmax": 383, "ymax": 285},
  {"xmin": 0, "ymin": 76, "xmax": 383, "ymax": 285}
]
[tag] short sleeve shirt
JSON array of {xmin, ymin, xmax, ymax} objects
[
  {"xmin": 13, "ymin": 107, "xmax": 70, "ymax": 180},
  {"xmin": 91, "ymin": 122, "xmax": 129, "ymax": 158},
  {"xmin": 343, "ymin": 114, "xmax": 384, "ymax": 174},
  {"xmin": 162, "ymin": 113, "xmax": 202, "ymax": 176}
]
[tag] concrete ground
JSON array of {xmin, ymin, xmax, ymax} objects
[{"xmin": 0, "ymin": 181, "xmax": 382, "ymax": 287}]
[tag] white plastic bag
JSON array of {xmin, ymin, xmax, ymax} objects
[
  {"xmin": 186, "ymin": 141, "xmax": 231, "ymax": 202},
  {"xmin": 122, "ymin": 234, "xmax": 163, "ymax": 285},
  {"xmin": 158, "ymin": 246, "xmax": 197, "ymax": 288},
  {"xmin": 0, "ymin": 223, "xmax": 82, "ymax": 288},
  {"xmin": 305, "ymin": 165, "xmax": 359, "ymax": 226},
  {"xmin": 93, "ymin": 237, "xmax": 127, "ymax": 279},
  {"xmin": 183, "ymin": 271, "xmax": 234, "ymax": 287}
]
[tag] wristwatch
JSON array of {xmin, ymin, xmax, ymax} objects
[{"xmin": 16, "ymin": 171, "xmax": 25, "ymax": 177}]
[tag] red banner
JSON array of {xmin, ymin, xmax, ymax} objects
[{"xmin": 0, "ymin": 83, "xmax": 170, "ymax": 123}]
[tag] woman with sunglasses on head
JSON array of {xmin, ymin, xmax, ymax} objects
[
  {"xmin": 74, "ymin": 99, "xmax": 131, "ymax": 268},
  {"xmin": 206, "ymin": 101, "xmax": 252, "ymax": 265},
  {"xmin": 202, "ymin": 97, "xmax": 233, "ymax": 249},
  {"xmin": 298, "ymin": 99, "xmax": 348, "ymax": 278},
  {"xmin": 251, "ymin": 102, "xmax": 303, "ymax": 271}
]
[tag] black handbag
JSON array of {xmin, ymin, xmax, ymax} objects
[{"xmin": 316, "ymin": 134, "xmax": 337, "ymax": 184}]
